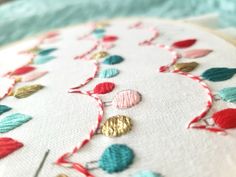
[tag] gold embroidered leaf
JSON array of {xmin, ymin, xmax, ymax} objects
[
  {"xmin": 91, "ymin": 51, "xmax": 109, "ymax": 60},
  {"xmin": 56, "ymin": 174, "xmax": 69, "ymax": 177},
  {"xmin": 173, "ymin": 62, "xmax": 199, "ymax": 72},
  {"xmin": 101, "ymin": 115, "xmax": 132, "ymax": 137},
  {"xmin": 14, "ymin": 84, "xmax": 44, "ymax": 99}
]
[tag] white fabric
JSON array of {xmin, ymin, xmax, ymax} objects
[{"xmin": 0, "ymin": 18, "xmax": 236, "ymax": 177}]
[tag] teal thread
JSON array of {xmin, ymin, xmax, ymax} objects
[
  {"xmin": 34, "ymin": 55, "xmax": 55, "ymax": 64},
  {"xmin": 201, "ymin": 67, "xmax": 236, "ymax": 82},
  {"xmin": 218, "ymin": 87, "xmax": 236, "ymax": 103},
  {"xmin": 99, "ymin": 68, "xmax": 119, "ymax": 78},
  {"xmin": 103, "ymin": 55, "xmax": 124, "ymax": 65},
  {"xmin": 99, "ymin": 144, "xmax": 134, "ymax": 173},
  {"xmin": 0, "ymin": 113, "xmax": 32, "ymax": 133},
  {"xmin": 93, "ymin": 29, "xmax": 105, "ymax": 34},
  {"xmin": 0, "ymin": 105, "xmax": 12, "ymax": 115},
  {"xmin": 133, "ymin": 170, "xmax": 163, "ymax": 177},
  {"xmin": 38, "ymin": 48, "xmax": 57, "ymax": 56}
]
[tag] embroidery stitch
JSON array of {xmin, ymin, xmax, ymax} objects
[
  {"xmin": 13, "ymin": 84, "xmax": 44, "ymax": 99},
  {"xmin": 0, "ymin": 113, "xmax": 32, "ymax": 133},
  {"xmin": 0, "ymin": 105, "xmax": 12, "ymax": 115},
  {"xmin": 0, "ymin": 137, "xmax": 23, "ymax": 159}
]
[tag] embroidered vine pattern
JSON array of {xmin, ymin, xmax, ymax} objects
[
  {"xmin": 0, "ymin": 31, "xmax": 59, "ymax": 159},
  {"xmin": 0, "ymin": 20, "xmax": 235, "ymax": 177}
]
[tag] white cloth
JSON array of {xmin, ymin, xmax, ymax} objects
[{"xmin": 0, "ymin": 18, "xmax": 236, "ymax": 177}]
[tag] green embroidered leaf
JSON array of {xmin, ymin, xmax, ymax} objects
[
  {"xmin": 201, "ymin": 67, "xmax": 236, "ymax": 82},
  {"xmin": 38, "ymin": 48, "xmax": 57, "ymax": 56},
  {"xmin": 0, "ymin": 113, "xmax": 32, "ymax": 133},
  {"xmin": 103, "ymin": 55, "xmax": 124, "ymax": 65},
  {"xmin": 218, "ymin": 87, "xmax": 236, "ymax": 103},
  {"xmin": 99, "ymin": 68, "xmax": 119, "ymax": 78},
  {"xmin": 0, "ymin": 105, "xmax": 12, "ymax": 115},
  {"xmin": 34, "ymin": 55, "xmax": 55, "ymax": 64}
]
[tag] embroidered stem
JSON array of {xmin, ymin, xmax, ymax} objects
[
  {"xmin": 74, "ymin": 40, "xmax": 100, "ymax": 60},
  {"xmin": 171, "ymin": 70, "xmax": 214, "ymax": 128},
  {"xmin": 156, "ymin": 43, "xmax": 213, "ymax": 129},
  {"xmin": 56, "ymin": 90, "xmax": 104, "ymax": 177},
  {"xmin": 70, "ymin": 61, "xmax": 99, "ymax": 90},
  {"xmin": 129, "ymin": 22, "xmax": 159, "ymax": 46}
]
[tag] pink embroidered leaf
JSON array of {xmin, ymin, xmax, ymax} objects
[
  {"xmin": 21, "ymin": 70, "xmax": 48, "ymax": 82},
  {"xmin": 93, "ymin": 82, "xmax": 115, "ymax": 94},
  {"xmin": 182, "ymin": 49, "xmax": 213, "ymax": 58},
  {"xmin": 11, "ymin": 66, "xmax": 35, "ymax": 76},
  {"xmin": 0, "ymin": 77, "xmax": 15, "ymax": 100},
  {"xmin": 172, "ymin": 39, "xmax": 197, "ymax": 48},
  {"xmin": 0, "ymin": 137, "xmax": 23, "ymax": 159}
]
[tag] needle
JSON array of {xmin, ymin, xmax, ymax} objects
[{"xmin": 33, "ymin": 149, "xmax": 50, "ymax": 177}]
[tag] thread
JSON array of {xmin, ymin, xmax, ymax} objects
[
  {"xmin": 34, "ymin": 55, "xmax": 55, "ymax": 64},
  {"xmin": 56, "ymin": 89, "xmax": 104, "ymax": 177},
  {"xmin": 0, "ymin": 77, "xmax": 16, "ymax": 100}
]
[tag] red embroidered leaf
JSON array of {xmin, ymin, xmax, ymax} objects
[
  {"xmin": 93, "ymin": 82, "xmax": 115, "ymax": 94},
  {"xmin": 102, "ymin": 35, "xmax": 118, "ymax": 42},
  {"xmin": 172, "ymin": 39, "xmax": 197, "ymax": 48},
  {"xmin": 182, "ymin": 49, "xmax": 213, "ymax": 58},
  {"xmin": 0, "ymin": 137, "xmax": 23, "ymax": 159},
  {"xmin": 11, "ymin": 66, "xmax": 35, "ymax": 75},
  {"xmin": 213, "ymin": 108, "xmax": 236, "ymax": 129}
]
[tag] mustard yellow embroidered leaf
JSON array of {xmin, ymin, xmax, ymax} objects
[{"xmin": 14, "ymin": 84, "xmax": 44, "ymax": 99}]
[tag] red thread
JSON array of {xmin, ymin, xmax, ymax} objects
[
  {"xmin": 191, "ymin": 125, "xmax": 226, "ymax": 134},
  {"xmin": 56, "ymin": 89, "xmax": 104, "ymax": 177},
  {"xmin": 71, "ymin": 61, "xmax": 99, "ymax": 90},
  {"xmin": 0, "ymin": 77, "xmax": 16, "ymax": 100},
  {"xmin": 172, "ymin": 39, "xmax": 197, "ymax": 48},
  {"xmin": 11, "ymin": 66, "xmax": 35, "ymax": 76},
  {"xmin": 213, "ymin": 108, "xmax": 236, "ymax": 129},
  {"xmin": 93, "ymin": 82, "xmax": 115, "ymax": 94},
  {"xmin": 102, "ymin": 35, "xmax": 118, "ymax": 42},
  {"xmin": 0, "ymin": 137, "xmax": 23, "ymax": 159},
  {"xmin": 171, "ymin": 70, "xmax": 213, "ymax": 128},
  {"xmin": 129, "ymin": 22, "xmax": 159, "ymax": 45},
  {"xmin": 158, "ymin": 44, "xmax": 180, "ymax": 72},
  {"xmin": 74, "ymin": 40, "xmax": 100, "ymax": 60}
]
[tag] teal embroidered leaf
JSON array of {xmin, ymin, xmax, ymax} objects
[
  {"xmin": 218, "ymin": 87, "xmax": 236, "ymax": 103},
  {"xmin": 34, "ymin": 55, "xmax": 55, "ymax": 64},
  {"xmin": 201, "ymin": 68, "xmax": 236, "ymax": 82},
  {"xmin": 99, "ymin": 144, "xmax": 134, "ymax": 173},
  {"xmin": 0, "ymin": 113, "xmax": 32, "ymax": 133},
  {"xmin": 133, "ymin": 170, "xmax": 163, "ymax": 177},
  {"xmin": 38, "ymin": 48, "xmax": 57, "ymax": 56},
  {"xmin": 0, "ymin": 105, "xmax": 11, "ymax": 115},
  {"xmin": 103, "ymin": 55, "xmax": 124, "ymax": 65},
  {"xmin": 99, "ymin": 68, "xmax": 119, "ymax": 78}
]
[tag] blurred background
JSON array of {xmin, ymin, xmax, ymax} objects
[{"xmin": 0, "ymin": 0, "xmax": 236, "ymax": 46}]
